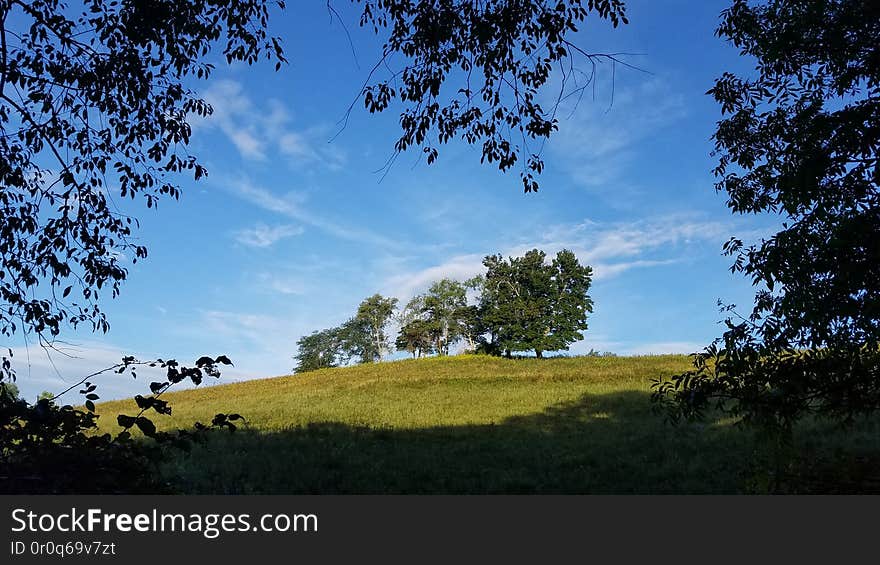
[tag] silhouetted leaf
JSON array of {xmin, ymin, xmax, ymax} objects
[
  {"xmin": 135, "ymin": 417, "xmax": 156, "ymax": 437},
  {"xmin": 117, "ymin": 414, "xmax": 136, "ymax": 428},
  {"xmin": 195, "ymin": 356, "xmax": 214, "ymax": 367}
]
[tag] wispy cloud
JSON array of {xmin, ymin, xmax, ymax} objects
[
  {"xmin": 225, "ymin": 177, "xmax": 407, "ymax": 250},
  {"xmin": 200, "ymin": 309, "xmax": 286, "ymax": 344},
  {"xmin": 551, "ymin": 76, "xmax": 686, "ymax": 189},
  {"xmin": 193, "ymin": 309, "xmax": 318, "ymax": 380},
  {"xmin": 534, "ymin": 213, "xmax": 730, "ymax": 267},
  {"xmin": 8, "ymin": 328, "xmax": 299, "ymax": 401},
  {"xmin": 195, "ymin": 79, "xmax": 346, "ymax": 169},
  {"xmin": 7, "ymin": 340, "xmax": 170, "ymax": 402},
  {"xmin": 255, "ymin": 272, "xmax": 307, "ymax": 295},
  {"xmin": 382, "ymin": 213, "xmax": 730, "ymax": 300},
  {"xmin": 382, "ymin": 253, "xmax": 486, "ymax": 301},
  {"xmin": 591, "ymin": 259, "xmax": 680, "ymax": 280},
  {"xmin": 625, "ymin": 341, "xmax": 705, "ymax": 355},
  {"xmin": 233, "ymin": 223, "xmax": 304, "ymax": 248}
]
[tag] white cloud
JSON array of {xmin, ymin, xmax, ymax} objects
[
  {"xmin": 228, "ymin": 129, "xmax": 266, "ymax": 160},
  {"xmin": 7, "ymin": 336, "xmax": 278, "ymax": 402},
  {"xmin": 227, "ymin": 177, "xmax": 307, "ymax": 215},
  {"xmin": 200, "ymin": 310, "xmax": 285, "ymax": 342},
  {"xmin": 233, "ymin": 223, "xmax": 304, "ymax": 248},
  {"xmin": 195, "ymin": 79, "xmax": 346, "ymax": 169},
  {"xmin": 191, "ymin": 309, "xmax": 321, "ymax": 381}
]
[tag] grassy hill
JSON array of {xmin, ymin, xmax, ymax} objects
[{"xmin": 95, "ymin": 355, "xmax": 880, "ymax": 493}]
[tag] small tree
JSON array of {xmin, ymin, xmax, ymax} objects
[
  {"xmin": 355, "ymin": 294, "xmax": 398, "ymax": 361},
  {"xmin": 294, "ymin": 294, "xmax": 397, "ymax": 370},
  {"xmin": 397, "ymin": 295, "xmax": 426, "ymax": 328},
  {"xmin": 461, "ymin": 276, "xmax": 487, "ymax": 353},
  {"xmin": 337, "ymin": 316, "xmax": 376, "ymax": 364},
  {"xmin": 396, "ymin": 295, "xmax": 433, "ymax": 358},
  {"xmin": 396, "ymin": 319, "xmax": 436, "ymax": 358},
  {"xmin": 393, "ymin": 280, "xmax": 477, "ymax": 357},
  {"xmin": 293, "ymin": 328, "xmax": 342, "ymax": 373},
  {"xmin": 423, "ymin": 279, "xmax": 469, "ymax": 355}
]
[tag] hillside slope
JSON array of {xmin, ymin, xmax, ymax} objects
[{"xmin": 95, "ymin": 355, "xmax": 880, "ymax": 493}]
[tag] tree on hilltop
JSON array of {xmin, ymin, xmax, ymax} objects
[
  {"xmin": 423, "ymin": 279, "xmax": 470, "ymax": 356},
  {"xmin": 396, "ymin": 279, "xmax": 473, "ymax": 357},
  {"xmin": 395, "ymin": 319, "xmax": 436, "ymax": 359},
  {"xmin": 355, "ymin": 294, "xmax": 398, "ymax": 362},
  {"xmin": 396, "ymin": 295, "xmax": 434, "ymax": 358},
  {"xmin": 480, "ymin": 249, "xmax": 593, "ymax": 358},
  {"xmin": 295, "ymin": 293, "xmax": 397, "ymax": 372},
  {"xmin": 294, "ymin": 328, "xmax": 343, "ymax": 373}
]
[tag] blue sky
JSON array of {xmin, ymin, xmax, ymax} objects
[{"xmin": 13, "ymin": 0, "xmax": 774, "ymax": 400}]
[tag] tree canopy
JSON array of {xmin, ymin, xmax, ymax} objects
[
  {"xmin": 0, "ymin": 0, "xmax": 286, "ymax": 379},
  {"xmin": 293, "ymin": 328, "xmax": 344, "ymax": 373},
  {"xmin": 355, "ymin": 0, "xmax": 629, "ymax": 192},
  {"xmin": 479, "ymin": 249, "xmax": 593, "ymax": 357},
  {"xmin": 653, "ymin": 0, "xmax": 880, "ymax": 429},
  {"xmin": 355, "ymin": 294, "xmax": 399, "ymax": 362},
  {"xmin": 298, "ymin": 250, "xmax": 593, "ymax": 367},
  {"xmin": 422, "ymin": 279, "xmax": 469, "ymax": 356},
  {"xmin": 395, "ymin": 318, "xmax": 436, "ymax": 359},
  {"xmin": 0, "ymin": 381, "xmax": 19, "ymax": 401},
  {"xmin": 294, "ymin": 293, "xmax": 398, "ymax": 372},
  {"xmin": 2, "ymin": 0, "xmax": 631, "ymax": 382}
]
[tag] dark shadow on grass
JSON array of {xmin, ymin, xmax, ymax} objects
[
  {"xmin": 160, "ymin": 389, "xmax": 880, "ymax": 494},
  {"xmin": 161, "ymin": 390, "xmax": 757, "ymax": 493}
]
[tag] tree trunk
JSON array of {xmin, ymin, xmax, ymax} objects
[
  {"xmin": 375, "ymin": 326, "xmax": 383, "ymax": 361},
  {"xmin": 535, "ymin": 350, "xmax": 543, "ymax": 359}
]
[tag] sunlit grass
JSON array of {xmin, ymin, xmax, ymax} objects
[{"xmin": 94, "ymin": 354, "xmax": 880, "ymax": 493}]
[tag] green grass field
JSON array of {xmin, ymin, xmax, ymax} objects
[{"xmin": 95, "ymin": 355, "xmax": 880, "ymax": 493}]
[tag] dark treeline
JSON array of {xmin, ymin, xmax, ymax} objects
[{"xmin": 293, "ymin": 249, "xmax": 593, "ymax": 373}]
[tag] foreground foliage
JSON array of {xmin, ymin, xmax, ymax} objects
[
  {"xmin": 354, "ymin": 0, "xmax": 630, "ymax": 191},
  {"xmin": 654, "ymin": 0, "xmax": 880, "ymax": 430},
  {"xmin": 1, "ymin": 355, "xmax": 237, "ymax": 493},
  {"xmin": 0, "ymin": 0, "xmax": 286, "ymax": 367}
]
